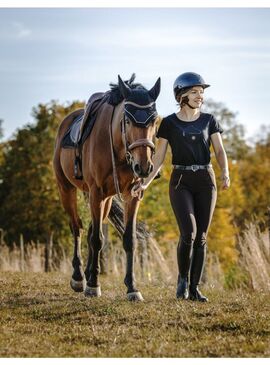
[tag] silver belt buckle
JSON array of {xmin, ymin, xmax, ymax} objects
[{"xmin": 191, "ymin": 165, "xmax": 199, "ymax": 172}]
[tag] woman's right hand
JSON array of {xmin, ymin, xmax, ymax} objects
[{"xmin": 131, "ymin": 182, "xmax": 147, "ymax": 198}]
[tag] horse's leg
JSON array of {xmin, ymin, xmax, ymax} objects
[
  {"xmin": 123, "ymin": 197, "xmax": 144, "ymax": 301},
  {"xmin": 58, "ymin": 185, "xmax": 85, "ymax": 292},
  {"xmin": 84, "ymin": 186, "xmax": 106, "ymax": 297},
  {"xmin": 84, "ymin": 197, "xmax": 112, "ymax": 282},
  {"xmin": 84, "ymin": 223, "xmax": 92, "ymax": 282}
]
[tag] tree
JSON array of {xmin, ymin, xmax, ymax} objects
[
  {"xmin": 0, "ymin": 119, "xmax": 3, "ymax": 140},
  {"xmin": 238, "ymin": 130, "xmax": 270, "ymax": 228},
  {"xmin": 0, "ymin": 101, "xmax": 84, "ymax": 246},
  {"xmin": 204, "ymin": 100, "xmax": 250, "ymax": 161}
]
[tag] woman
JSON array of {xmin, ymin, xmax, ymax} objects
[{"xmin": 132, "ymin": 72, "xmax": 230, "ymax": 302}]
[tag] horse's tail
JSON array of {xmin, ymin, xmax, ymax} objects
[
  {"xmin": 108, "ymin": 197, "xmax": 151, "ymax": 243},
  {"xmin": 108, "ymin": 197, "xmax": 172, "ymax": 280}
]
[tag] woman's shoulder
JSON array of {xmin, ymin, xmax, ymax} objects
[
  {"xmin": 161, "ymin": 113, "xmax": 176, "ymax": 123},
  {"xmin": 200, "ymin": 112, "xmax": 214, "ymax": 120}
]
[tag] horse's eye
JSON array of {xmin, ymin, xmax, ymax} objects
[{"xmin": 126, "ymin": 119, "xmax": 130, "ymax": 125}]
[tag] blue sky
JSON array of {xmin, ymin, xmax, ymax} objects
[{"xmin": 0, "ymin": 8, "xmax": 270, "ymax": 140}]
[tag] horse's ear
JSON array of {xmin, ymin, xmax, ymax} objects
[
  {"xmin": 118, "ymin": 75, "xmax": 131, "ymax": 99},
  {"xmin": 148, "ymin": 77, "xmax": 161, "ymax": 101}
]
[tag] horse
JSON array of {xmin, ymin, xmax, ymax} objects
[{"xmin": 53, "ymin": 74, "xmax": 161, "ymax": 301}]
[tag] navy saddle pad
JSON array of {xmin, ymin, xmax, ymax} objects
[{"xmin": 61, "ymin": 112, "xmax": 97, "ymax": 148}]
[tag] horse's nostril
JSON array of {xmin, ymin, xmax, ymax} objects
[
  {"xmin": 149, "ymin": 163, "xmax": 154, "ymax": 174},
  {"xmin": 134, "ymin": 164, "xmax": 141, "ymax": 175}
]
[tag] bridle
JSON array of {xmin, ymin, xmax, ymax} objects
[
  {"xmin": 121, "ymin": 101, "xmax": 156, "ymax": 166},
  {"xmin": 109, "ymin": 100, "xmax": 157, "ymax": 202}
]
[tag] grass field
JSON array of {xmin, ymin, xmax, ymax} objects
[{"xmin": 0, "ymin": 272, "xmax": 269, "ymax": 357}]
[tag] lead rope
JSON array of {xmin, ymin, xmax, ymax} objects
[{"xmin": 109, "ymin": 106, "xmax": 124, "ymax": 203}]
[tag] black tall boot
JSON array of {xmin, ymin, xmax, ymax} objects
[
  {"xmin": 176, "ymin": 275, "xmax": 189, "ymax": 299},
  {"xmin": 189, "ymin": 244, "xmax": 208, "ymax": 302},
  {"xmin": 176, "ymin": 239, "xmax": 193, "ymax": 300}
]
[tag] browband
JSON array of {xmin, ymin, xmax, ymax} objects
[{"xmin": 124, "ymin": 101, "xmax": 156, "ymax": 109}]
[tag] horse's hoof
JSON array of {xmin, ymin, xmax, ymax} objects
[
  {"xmin": 84, "ymin": 285, "xmax": 101, "ymax": 298},
  {"xmin": 70, "ymin": 278, "xmax": 86, "ymax": 292},
  {"xmin": 127, "ymin": 291, "xmax": 144, "ymax": 302}
]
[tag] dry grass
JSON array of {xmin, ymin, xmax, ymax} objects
[
  {"xmin": 0, "ymin": 221, "xmax": 269, "ymax": 295},
  {"xmin": 0, "ymin": 272, "xmax": 269, "ymax": 357},
  {"xmin": 0, "ymin": 241, "xmax": 71, "ymax": 274},
  {"xmin": 0, "ymin": 238, "xmax": 226, "ymax": 292},
  {"xmin": 238, "ymin": 223, "xmax": 270, "ymax": 291}
]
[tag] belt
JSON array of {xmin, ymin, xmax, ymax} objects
[{"xmin": 173, "ymin": 164, "xmax": 212, "ymax": 172}]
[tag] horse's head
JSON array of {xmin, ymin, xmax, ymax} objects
[{"xmin": 118, "ymin": 75, "xmax": 161, "ymax": 178}]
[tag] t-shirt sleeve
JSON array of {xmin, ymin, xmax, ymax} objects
[
  {"xmin": 156, "ymin": 117, "xmax": 169, "ymax": 140},
  {"xmin": 209, "ymin": 115, "xmax": 224, "ymax": 135}
]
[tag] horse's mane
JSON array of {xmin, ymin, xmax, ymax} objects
[{"xmin": 108, "ymin": 73, "xmax": 146, "ymax": 106}]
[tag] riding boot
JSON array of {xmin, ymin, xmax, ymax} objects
[
  {"xmin": 176, "ymin": 238, "xmax": 193, "ymax": 299},
  {"xmin": 176, "ymin": 275, "xmax": 189, "ymax": 299},
  {"xmin": 189, "ymin": 244, "xmax": 208, "ymax": 302}
]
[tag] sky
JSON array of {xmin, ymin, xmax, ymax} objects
[{"xmin": 0, "ymin": 7, "xmax": 270, "ymax": 141}]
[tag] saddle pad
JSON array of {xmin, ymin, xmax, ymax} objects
[
  {"xmin": 61, "ymin": 92, "xmax": 109, "ymax": 149},
  {"xmin": 61, "ymin": 112, "xmax": 98, "ymax": 148}
]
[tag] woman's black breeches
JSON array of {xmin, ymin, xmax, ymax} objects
[{"xmin": 169, "ymin": 167, "xmax": 217, "ymax": 286}]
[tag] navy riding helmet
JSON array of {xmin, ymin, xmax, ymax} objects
[{"xmin": 173, "ymin": 72, "xmax": 210, "ymax": 101}]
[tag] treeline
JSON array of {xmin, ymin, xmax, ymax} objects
[{"xmin": 0, "ymin": 100, "xmax": 269, "ymax": 277}]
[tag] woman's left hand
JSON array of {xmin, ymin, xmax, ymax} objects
[{"xmin": 221, "ymin": 172, "xmax": 230, "ymax": 190}]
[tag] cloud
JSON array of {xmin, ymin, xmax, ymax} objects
[
  {"xmin": 0, "ymin": 21, "xmax": 31, "ymax": 40},
  {"xmin": 11, "ymin": 21, "xmax": 31, "ymax": 39}
]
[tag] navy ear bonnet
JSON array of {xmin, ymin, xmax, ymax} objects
[{"xmin": 124, "ymin": 89, "xmax": 157, "ymax": 127}]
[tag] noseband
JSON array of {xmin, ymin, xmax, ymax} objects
[{"xmin": 121, "ymin": 101, "xmax": 156, "ymax": 166}]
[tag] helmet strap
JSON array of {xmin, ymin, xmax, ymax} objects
[
  {"xmin": 187, "ymin": 102, "xmax": 196, "ymax": 110},
  {"xmin": 180, "ymin": 95, "xmax": 197, "ymax": 110}
]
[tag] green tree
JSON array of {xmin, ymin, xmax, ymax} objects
[
  {"xmin": 204, "ymin": 99, "xmax": 249, "ymax": 161},
  {"xmin": 0, "ymin": 119, "xmax": 3, "ymax": 140},
  {"xmin": 0, "ymin": 101, "xmax": 84, "ymax": 246}
]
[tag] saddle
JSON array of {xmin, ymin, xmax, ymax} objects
[
  {"xmin": 61, "ymin": 91, "xmax": 110, "ymax": 179},
  {"xmin": 62, "ymin": 91, "xmax": 109, "ymax": 148}
]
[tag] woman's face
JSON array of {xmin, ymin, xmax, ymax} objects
[{"xmin": 185, "ymin": 86, "xmax": 204, "ymax": 108}]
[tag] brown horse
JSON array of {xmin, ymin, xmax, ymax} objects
[{"xmin": 53, "ymin": 75, "xmax": 160, "ymax": 301}]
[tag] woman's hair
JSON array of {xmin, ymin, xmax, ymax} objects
[
  {"xmin": 180, "ymin": 95, "xmax": 190, "ymax": 108},
  {"xmin": 176, "ymin": 90, "xmax": 191, "ymax": 108}
]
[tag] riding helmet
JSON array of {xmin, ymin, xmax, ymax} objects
[{"xmin": 173, "ymin": 72, "xmax": 210, "ymax": 101}]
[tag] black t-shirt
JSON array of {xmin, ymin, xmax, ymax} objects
[{"xmin": 156, "ymin": 112, "xmax": 223, "ymax": 165}]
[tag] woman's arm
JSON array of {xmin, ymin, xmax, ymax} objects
[
  {"xmin": 210, "ymin": 132, "xmax": 230, "ymax": 190},
  {"xmin": 131, "ymin": 137, "xmax": 168, "ymax": 196}
]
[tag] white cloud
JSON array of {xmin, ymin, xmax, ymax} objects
[{"xmin": 11, "ymin": 21, "xmax": 31, "ymax": 38}]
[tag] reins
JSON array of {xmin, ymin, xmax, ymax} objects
[{"xmin": 109, "ymin": 105, "xmax": 124, "ymax": 202}]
